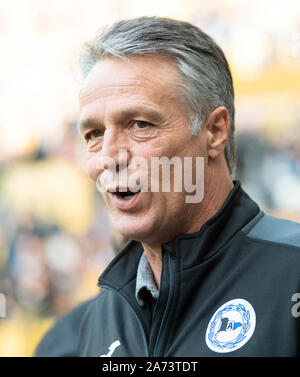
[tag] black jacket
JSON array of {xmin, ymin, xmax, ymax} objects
[{"xmin": 78, "ymin": 182, "xmax": 300, "ymax": 356}]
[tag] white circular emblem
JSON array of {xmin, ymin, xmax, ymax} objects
[{"xmin": 205, "ymin": 299, "xmax": 256, "ymax": 353}]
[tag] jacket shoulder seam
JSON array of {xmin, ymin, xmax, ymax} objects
[
  {"xmin": 242, "ymin": 212, "xmax": 300, "ymax": 249},
  {"xmin": 241, "ymin": 230, "xmax": 300, "ymax": 252}
]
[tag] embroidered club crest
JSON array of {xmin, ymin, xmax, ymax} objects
[{"xmin": 205, "ymin": 298, "xmax": 256, "ymax": 353}]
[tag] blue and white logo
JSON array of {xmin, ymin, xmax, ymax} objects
[{"xmin": 205, "ymin": 299, "xmax": 256, "ymax": 353}]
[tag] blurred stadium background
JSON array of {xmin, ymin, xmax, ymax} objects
[{"xmin": 0, "ymin": 0, "xmax": 299, "ymax": 356}]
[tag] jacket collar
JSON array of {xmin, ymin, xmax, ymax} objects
[
  {"xmin": 135, "ymin": 252, "xmax": 159, "ymax": 306},
  {"xmin": 98, "ymin": 181, "xmax": 260, "ymax": 291}
]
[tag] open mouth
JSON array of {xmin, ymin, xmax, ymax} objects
[
  {"xmin": 115, "ymin": 190, "xmax": 138, "ymax": 200},
  {"xmin": 108, "ymin": 188, "xmax": 141, "ymax": 201},
  {"xmin": 107, "ymin": 187, "xmax": 142, "ymax": 210}
]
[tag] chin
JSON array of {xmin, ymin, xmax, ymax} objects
[{"xmin": 110, "ymin": 213, "xmax": 158, "ymax": 243}]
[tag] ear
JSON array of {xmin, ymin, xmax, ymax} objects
[{"xmin": 205, "ymin": 107, "xmax": 230, "ymax": 160}]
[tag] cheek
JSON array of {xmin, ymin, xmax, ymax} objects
[{"xmin": 86, "ymin": 154, "xmax": 99, "ymax": 181}]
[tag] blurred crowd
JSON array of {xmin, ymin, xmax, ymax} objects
[
  {"xmin": 236, "ymin": 130, "xmax": 300, "ymax": 217},
  {"xmin": 0, "ymin": 122, "xmax": 116, "ymax": 322}
]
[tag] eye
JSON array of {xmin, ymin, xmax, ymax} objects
[
  {"xmin": 84, "ymin": 129, "xmax": 103, "ymax": 142},
  {"xmin": 132, "ymin": 120, "xmax": 153, "ymax": 129}
]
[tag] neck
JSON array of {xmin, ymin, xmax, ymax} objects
[{"xmin": 142, "ymin": 245, "xmax": 163, "ymax": 289}]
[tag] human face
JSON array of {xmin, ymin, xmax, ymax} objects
[{"xmin": 79, "ymin": 55, "xmax": 207, "ymax": 246}]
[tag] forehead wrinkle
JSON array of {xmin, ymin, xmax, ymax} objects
[
  {"xmin": 79, "ymin": 81, "xmax": 145, "ymax": 107},
  {"xmin": 80, "ymin": 80, "xmax": 176, "ymax": 116}
]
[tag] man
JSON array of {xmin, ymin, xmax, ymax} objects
[{"xmin": 76, "ymin": 17, "xmax": 300, "ymax": 356}]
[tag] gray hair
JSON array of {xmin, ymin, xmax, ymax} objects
[{"xmin": 80, "ymin": 16, "xmax": 236, "ymax": 176}]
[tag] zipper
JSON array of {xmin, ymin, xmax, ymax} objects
[
  {"xmin": 99, "ymin": 284, "xmax": 150, "ymax": 357},
  {"xmin": 152, "ymin": 253, "xmax": 176, "ymax": 356}
]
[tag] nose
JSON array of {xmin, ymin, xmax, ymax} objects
[{"xmin": 93, "ymin": 129, "xmax": 131, "ymax": 185}]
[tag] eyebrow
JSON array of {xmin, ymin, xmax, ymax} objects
[
  {"xmin": 78, "ymin": 107, "xmax": 164, "ymax": 134},
  {"xmin": 78, "ymin": 118, "xmax": 100, "ymax": 134}
]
